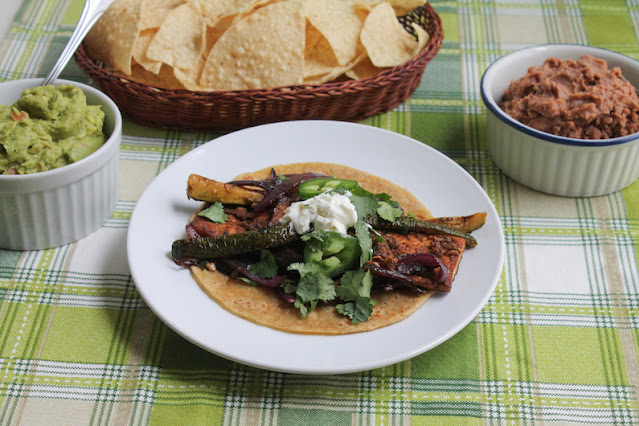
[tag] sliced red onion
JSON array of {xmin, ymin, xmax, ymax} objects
[
  {"xmin": 228, "ymin": 168, "xmax": 281, "ymax": 191},
  {"xmin": 396, "ymin": 253, "xmax": 449, "ymax": 284},
  {"xmin": 221, "ymin": 259, "xmax": 286, "ymax": 288},
  {"xmin": 185, "ymin": 224, "xmax": 201, "ymax": 239},
  {"xmin": 363, "ymin": 263, "xmax": 425, "ymax": 293},
  {"xmin": 279, "ymin": 289, "xmax": 296, "ymax": 304},
  {"xmin": 173, "ymin": 257, "xmax": 198, "ymax": 267},
  {"xmin": 247, "ymin": 274, "xmax": 286, "ymax": 288}
]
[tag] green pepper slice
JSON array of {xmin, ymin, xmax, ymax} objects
[
  {"xmin": 301, "ymin": 230, "xmax": 362, "ymax": 277},
  {"xmin": 298, "ymin": 177, "xmax": 359, "ymax": 199}
]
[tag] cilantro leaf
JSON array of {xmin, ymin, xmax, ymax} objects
[
  {"xmin": 288, "ymin": 262, "xmax": 336, "ymax": 303},
  {"xmin": 354, "ymin": 220, "xmax": 373, "ymax": 265},
  {"xmin": 247, "ymin": 249, "xmax": 278, "ymax": 278},
  {"xmin": 335, "ymin": 270, "xmax": 376, "ymax": 323},
  {"xmin": 349, "ymin": 186, "xmax": 403, "ymax": 223},
  {"xmin": 287, "ymin": 262, "xmax": 337, "ymax": 319},
  {"xmin": 336, "ymin": 269, "xmax": 373, "ymax": 301},
  {"xmin": 348, "ymin": 194, "xmax": 379, "ymax": 220},
  {"xmin": 197, "ymin": 202, "xmax": 227, "ymax": 223},
  {"xmin": 294, "ymin": 298, "xmax": 314, "ymax": 318},
  {"xmin": 281, "ymin": 280, "xmax": 297, "ymax": 295},
  {"xmin": 377, "ymin": 201, "xmax": 403, "ymax": 222},
  {"xmin": 336, "ymin": 297, "xmax": 375, "ymax": 324},
  {"xmin": 375, "ymin": 191, "xmax": 396, "ymax": 204},
  {"xmin": 300, "ymin": 230, "xmax": 327, "ymax": 253},
  {"xmin": 336, "ymin": 302, "xmax": 354, "ymax": 319}
]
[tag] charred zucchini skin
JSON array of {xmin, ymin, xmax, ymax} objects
[
  {"xmin": 172, "ymin": 224, "xmax": 300, "ymax": 260},
  {"xmin": 366, "ymin": 215, "xmax": 478, "ymax": 247}
]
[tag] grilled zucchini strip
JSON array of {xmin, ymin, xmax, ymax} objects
[
  {"xmin": 426, "ymin": 212, "xmax": 487, "ymax": 233},
  {"xmin": 187, "ymin": 174, "xmax": 263, "ymax": 206},
  {"xmin": 172, "ymin": 224, "xmax": 299, "ymax": 260},
  {"xmin": 366, "ymin": 215, "xmax": 479, "ymax": 247}
]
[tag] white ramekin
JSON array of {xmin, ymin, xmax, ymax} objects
[
  {"xmin": 0, "ymin": 78, "xmax": 122, "ymax": 250},
  {"xmin": 481, "ymin": 44, "xmax": 639, "ymax": 197}
]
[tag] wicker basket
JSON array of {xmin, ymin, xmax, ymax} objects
[{"xmin": 74, "ymin": 4, "xmax": 443, "ymax": 132}]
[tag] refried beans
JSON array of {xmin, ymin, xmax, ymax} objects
[{"xmin": 499, "ymin": 55, "xmax": 639, "ymax": 139}]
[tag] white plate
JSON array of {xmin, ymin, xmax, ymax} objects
[{"xmin": 127, "ymin": 121, "xmax": 505, "ymax": 375}]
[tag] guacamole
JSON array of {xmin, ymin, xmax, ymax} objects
[{"xmin": 0, "ymin": 84, "xmax": 106, "ymax": 175}]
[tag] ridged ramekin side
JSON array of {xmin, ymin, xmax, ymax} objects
[
  {"xmin": 486, "ymin": 111, "xmax": 639, "ymax": 197},
  {"xmin": 0, "ymin": 154, "xmax": 118, "ymax": 250}
]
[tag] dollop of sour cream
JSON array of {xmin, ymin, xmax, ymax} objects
[{"xmin": 280, "ymin": 192, "xmax": 358, "ymax": 235}]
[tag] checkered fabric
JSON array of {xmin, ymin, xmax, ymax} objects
[{"xmin": 1, "ymin": 0, "xmax": 639, "ymax": 424}]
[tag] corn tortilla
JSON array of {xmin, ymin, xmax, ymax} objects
[{"xmin": 187, "ymin": 162, "xmax": 436, "ymax": 335}]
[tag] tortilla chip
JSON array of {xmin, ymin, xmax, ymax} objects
[
  {"xmin": 199, "ymin": 0, "xmax": 264, "ymax": 26},
  {"xmin": 305, "ymin": 19, "xmax": 324, "ymax": 56},
  {"xmin": 385, "ymin": 0, "xmax": 427, "ymax": 15},
  {"xmin": 174, "ymin": 58, "xmax": 206, "ymax": 91},
  {"xmin": 132, "ymin": 29, "xmax": 162, "ymax": 74},
  {"xmin": 346, "ymin": 56, "xmax": 387, "ymax": 80},
  {"xmin": 84, "ymin": 0, "xmax": 144, "ymax": 75},
  {"xmin": 189, "ymin": 162, "xmax": 436, "ymax": 335},
  {"xmin": 305, "ymin": 50, "xmax": 368, "ymax": 85},
  {"xmin": 139, "ymin": 0, "xmax": 186, "ymax": 29},
  {"xmin": 361, "ymin": 2, "xmax": 428, "ymax": 67},
  {"xmin": 200, "ymin": 0, "xmax": 305, "ymax": 90},
  {"xmin": 306, "ymin": 0, "xmax": 366, "ymax": 66},
  {"xmin": 304, "ymin": 22, "xmax": 340, "ymax": 80},
  {"xmin": 204, "ymin": 14, "xmax": 234, "ymax": 50},
  {"xmin": 146, "ymin": 3, "xmax": 206, "ymax": 72},
  {"xmin": 355, "ymin": 0, "xmax": 426, "ymax": 16},
  {"xmin": 411, "ymin": 22, "xmax": 430, "ymax": 54},
  {"xmin": 125, "ymin": 63, "xmax": 186, "ymax": 90}
]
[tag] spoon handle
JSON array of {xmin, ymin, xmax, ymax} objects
[{"xmin": 42, "ymin": 0, "xmax": 109, "ymax": 85}]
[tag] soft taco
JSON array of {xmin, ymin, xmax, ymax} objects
[{"xmin": 171, "ymin": 162, "xmax": 485, "ymax": 335}]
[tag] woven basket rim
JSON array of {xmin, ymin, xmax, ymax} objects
[{"xmin": 75, "ymin": 3, "xmax": 443, "ymax": 100}]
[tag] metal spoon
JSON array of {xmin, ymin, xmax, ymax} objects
[{"xmin": 42, "ymin": 0, "xmax": 110, "ymax": 85}]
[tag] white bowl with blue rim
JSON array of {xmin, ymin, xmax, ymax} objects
[{"xmin": 481, "ymin": 44, "xmax": 639, "ymax": 197}]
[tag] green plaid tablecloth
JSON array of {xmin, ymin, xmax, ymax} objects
[{"xmin": 2, "ymin": 0, "xmax": 639, "ymax": 424}]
